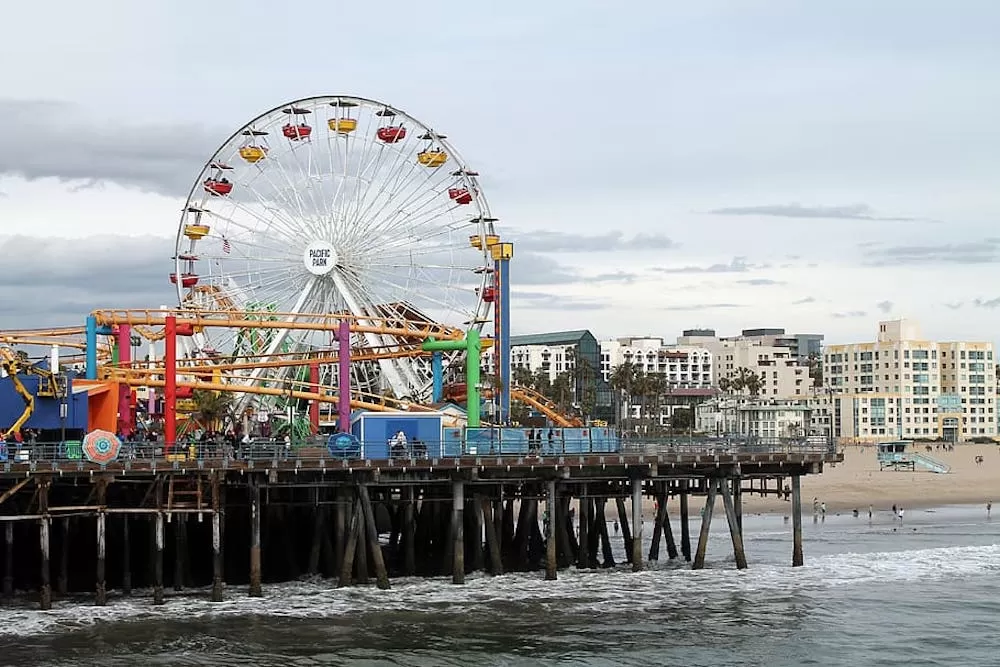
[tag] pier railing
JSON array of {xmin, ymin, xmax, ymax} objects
[{"xmin": 0, "ymin": 435, "xmax": 835, "ymax": 469}]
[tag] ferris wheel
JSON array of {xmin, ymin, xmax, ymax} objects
[{"xmin": 172, "ymin": 95, "xmax": 496, "ymax": 404}]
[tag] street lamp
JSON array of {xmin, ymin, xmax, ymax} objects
[{"xmin": 59, "ymin": 374, "xmax": 67, "ymax": 448}]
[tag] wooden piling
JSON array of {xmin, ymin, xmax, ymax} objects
[
  {"xmin": 692, "ymin": 478, "xmax": 717, "ymax": 570},
  {"xmin": 482, "ymin": 495, "xmax": 502, "ymax": 575},
  {"xmin": 577, "ymin": 484, "xmax": 590, "ymax": 569},
  {"xmin": 545, "ymin": 479, "xmax": 557, "ymax": 580},
  {"xmin": 451, "ymin": 480, "xmax": 464, "ymax": 584},
  {"xmin": 732, "ymin": 478, "xmax": 743, "ymax": 537},
  {"xmin": 791, "ymin": 474, "xmax": 803, "ymax": 567},
  {"xmin": 334, "ymin": 488, "xmax": 346, "ymax": 574},
  {"xmin": 719, "ymin": 478, "xmax": 748, "ymax": 569},
  {"xmin": 359, "ymin": 485, "xmax": 390, "ymax": 590},
  {"xmin": 679, "ymin": 479, "xmax": 691, "ymax": 562},
  {"xmin": 36, "ymin": 479, "xmax": 51, "ymax": 610},
  {"xmin": 338, "ymin": 498, "xmax": 361, "ymax": 587},
  {"xmin": 470, "ymin": 495, "xmax": 485, "ymax": 573},
  {"xmin": 3, "ymin": 522, "xmax": 11, "ymax": 601},
  {"xmin": 153, "ymin": 512, "xmax": 164, "ymax": 605},
  {"xmin": 57, "ymin": 517, "xmax": 69, "ymax": 596},
  {"xmin": 122, "ymin": 515, "xmax": 132, "ymax": 596},
  {"xmin": 649, "ymin": 488, "xmax": 665, "ymax": 561},
  {"xmin": 95, "ymin": 511, "xmax": 107, "ymax": 606},
  {"xmin": 307, "ymin": 488, "xmax": 324, "ymax": 576},
  {"xmin": 211, "ymin": 473, "xmax": 223, "ymax": 602},
  {"xmin": 630, "ymin": 478, "xmax": 643, "ymax": 572},
  {"xmin": 663, "ymin": 499, "xmax": 679, "ymax": 560},
  {"xmin": 354, "ymin": 499, "xmax": 369, "ymax": 585},
  {"xmin": 596, "ymin": 498, "xmax": 615, "ymax": 567},
  {"xmin": 615, "ymin": 496, "xmax": 632, "ymax": 563},
  {"xmin": 249, "ymin": 478, "xmax": 263, "ymax": 597},
  {"xmin": 403, "ymin": 487, "xmax": 416, "ymax": 576}
]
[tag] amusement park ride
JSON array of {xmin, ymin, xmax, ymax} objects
[{"xmin": 0, "ymin": 95, "xmax": 586, "ymax": 452}]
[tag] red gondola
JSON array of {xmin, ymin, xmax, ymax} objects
[
  {"xmin": 282, "ymin": 123, "xmax": 312, "ymax": 140},
  {"xmin": 175, "ymin": 387, "xmax": 194, "ymax": 399},
  {"xmin": 169, "ymin": 273, "xmax": 199, "ymax": 288},
  {"xmin": 377, "ymin": 125, "xmax": 406, "ymax": 143},
  {"xmin": 480, "ymin": 285, "xmax": 497, "ymax": 302},
  {"xmin": 448, "ymin": 187, "xmax": 472, "ymax": 205},
  {"xmin": 203, "ymin": 178, "xmax": 233, "ymax": 196}
]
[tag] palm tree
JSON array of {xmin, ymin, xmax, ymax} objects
[
  {"xmin": 609, "ymin": 362, "xmax": 641, "ymax": 432},
  {"xmin": 550, "ymin": 372, "xmax": 574, "ymax": 414},
  {"xmin": 192, "ymin": 390, "xmax": 233, "ymax": 432},
  {"xmin": 644, "ymin": 373, "xmax": 668, "ymax": 432},
  {"xmin": 718, "ymin": 376, "xmax": 732, "ymax": 394}
]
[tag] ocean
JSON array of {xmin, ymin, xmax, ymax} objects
[{"xmin": 2, "ymin": 505, "xmax": 997, "ymax": 666}]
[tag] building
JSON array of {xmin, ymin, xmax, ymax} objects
[
  {"xmin": 676, "ymin": 328, "xmax": 817, "ymax": 398},
  {"xmin": 696, "ymin": 396, "xmax": 810, "ymax": 441},
  {"xmin": 482, "ymin": 330, "xmax": 613, "ymax": 422},
  {"xmin": 599, "ymin": 336, "xmax": 714, "ymax": 427},
  {"xmin": 821, "ymin": 319, "xmax": 996, "ymax": 442}
]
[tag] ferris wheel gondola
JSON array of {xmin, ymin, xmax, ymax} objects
[{"xmin": 172, "ymin": 95, "xmax": 496, "ymax": 408}]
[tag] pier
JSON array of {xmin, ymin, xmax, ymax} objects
[{"xmin": 0, "ymin": 439, "xmax": 838, "ymax": 609}]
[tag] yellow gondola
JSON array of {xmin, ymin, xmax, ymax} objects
[
  {"xmin": 183, "ymin": 224, "xmax": 210, "ymax": 240},
  {"xmin": 328, "ymin": 118, "xmax": 357, "ymax": 133},
  {"xmin": 239, "ymin": 146, "xmax": 267, "ymax": 163},
  {"xmin": 417, "ymin": 150, "xmax": 448, "ymax": 167}
]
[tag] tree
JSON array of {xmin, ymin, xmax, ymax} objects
[
  {"xmin": 609, "ymin": 362, "xmax": 641, "ymax": 431},
  {"xmin": 807, "ymin": 352, "xmax": 823, "ymax": 388},
  {"xmin": 192, "ymin": 390, "xmax": 233, "ymax": 432},
  {"xmin": 670, "ymin": 407, "xmax": 693, "ymax": 430},
  {"xmin": 718, "ymin": 376, "xmax": 732, "ymax": 394},
  {"xmin": 550, "ymin": 372, "xmax": 574, "ymax": 414},
  {"xmin": 731, "ymin": 367, "xmax": 762, "ymax": 396}
]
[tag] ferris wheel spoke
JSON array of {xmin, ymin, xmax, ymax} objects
[
  {"xmin": 261, "ymin": 148, "xmax": 326, "ymax": 241},
  {"xmin": 345, "ymin": 130, "xmax": 425, "ymax": 236},
  {"xmin": 212, "ymin": 193, "xmax": 306, "ymax": 249}
]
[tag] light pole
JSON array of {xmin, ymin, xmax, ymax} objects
[{"xmin": 59, "ymin": 373, "xmax": 67, "ymax": 449}]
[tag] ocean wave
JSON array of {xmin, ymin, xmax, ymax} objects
[{"xmin": 1, "ymin": 541, "xmax": 997, "ymax": 639}]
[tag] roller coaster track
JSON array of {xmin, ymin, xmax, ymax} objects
[
  {"xmin": 444, "ymin": 384, "xmax": 582, "ymax": 428},
  {"xmin": 91, "ymin": 309, "xmax": 467, "ymax": 342}
]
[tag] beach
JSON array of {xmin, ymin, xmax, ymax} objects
[{"xmin": 739, "ymin": 442, "xmax": 999, "ymax": 514}]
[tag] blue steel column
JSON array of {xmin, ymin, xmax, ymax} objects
[
  {"xmin": 497, "ymin": 245, "xmax": 512, "ymax": 424},
  {"xmin": 85, "ymin": 315, "xmax": 98, "ymax": 380}
]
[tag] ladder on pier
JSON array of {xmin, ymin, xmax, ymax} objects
[{"xmin": 167, "ymin": 475, "xmax": 206, "ymax": 511}]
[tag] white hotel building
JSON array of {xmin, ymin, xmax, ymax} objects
[{"xmin": 819, "ymin": 319, "xmax": 996, "ymax": 442}]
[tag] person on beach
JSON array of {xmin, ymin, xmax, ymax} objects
[
  {"xmin": 813, "ymin": 497, "xmax": 819, "ymax": 514},
  {"xmin": 898, "ymin": 507, "xmax": 904, "ymax": 521},
  {"xmin": 820, "ymin": 502, "xmax": 827, "ymax": 519},
  {"xmin": 987, "ymin": 501, "xmax": 992, "ymax": 518},
  {"xmin": 868, "ymin": 504, "xmax": 873, "ymax": 520}
]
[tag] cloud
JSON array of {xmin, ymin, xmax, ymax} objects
[
  {"xmin": 0, "ymin": 234, "xmax": 175, "ymax": 329},
  {"xmin": 653, "ymin": 256, "xmax": 753, "ymax": 274},
  {"xmin": 973, "ymin": 297, "xmax": 1000, "ymax": 309},
  {"xmin": 582, "ymin": 271, "xmax": 638, "ymax": 284},
  {"xmin": 792, "ymin": 297, "xmax": 816, "ymax": 305},
  {"xmin": 0, "ymin": 99, "xmax": 223, "ymax": 197},
  {"xmin": 944, "ymin": 302, "xmax": 964, "ymax": 310},
  {"xmin": 832, "ymin": 310, "xmax": 867, "ymax": 319},
  {"xmin": 707, "ymin": 203, "xmax": 925, "ymax": 222},
  {"xmin": 876, "ymin": 300, "xmax": 893, "ymax": 313},
  {"xmin": 863, "ymin": 239, "xmax": 1000, "ymax": 266},
  {"xmin": 512, "ymin": 229, "xmax": 677, "ymax": 253},
  {"xmin": 511, "ymin": 291, "xmax": 608, "ymax": 312},
  {"xmin": 663, "ymin": 303, "xmax": 744, "ymax": 312},
  {"xmin": 736, "ymin": 278, "xmax": 785, "ymax": 286},
  {"xmin": 511, "ymin": 251, "xmax": 580, "ymax": 285}
]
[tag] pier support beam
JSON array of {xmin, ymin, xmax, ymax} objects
[
  {"xmin": 3, "ymin": 522, "xmax": 12, "ymax": 600},
  {"xmin": 39, "ymin": 479, "xmax": 51, "ymax": 610},
  {"xmin": 451, "ymin": 480, "xmax": 465, "ymax": 585},
  {"xmin": 153, "ymin": 513, "xmax": 164, "ymax": 605},
  {"xmin": 338, "ymin": 498, "xmax": 361, "ymax": 587},
  {"xmin": 121, "ymin": 515, "xmax": 132, "ymax": 596},
  {"xmin": 680, "ymin": 480, "xmax": 691, "ymax": 562},
  {"xmin": 359, "ymin": 485, "xmax": 390, "ymax": 590},
  {"xmin": 40, "ymin": 516, "xmax": 51, "ymax": 610},
  {"xmin": 631, "ymin": 478, "xmax": 643, "ymax": 572},
  {"xmin": 96, "ymin": 511, "xmax": 107, "ymax": 606},
  {"xmin": 791, "ymin": 474, "xmax": 804, "ymax": 567},
  {"xmin": 719, "ymin": 478, "xmax": 748, "ymax": 570},
  {"xmin": 577, "ymin": 483, "xmax": 590, "ymax": 569},
  {"xmin": 57, "ymin": 518, "xmax": 69, "ymax": 597},
  {"xmin": 403, "ymin": 487, "xmax": 416, "ymax": 576},
  {"xmin": 249, "ymin": 478, "xmax": 262, "ymax": 597},
  {"xmin": 545, "ymin": 480, "xmax": 557, "ymax": 580},
  {"xmin": 211, "ymin": 473, "xmax": 223, "ymax": 602},
  {"xmin": 173, "ymin": 514, "xmax": 185, "ymax": 592},
  {"xmin": 693, "ymin": 478, "xmax": 718, "ymax": 570},
  {"xmin": 483, "ymin": 495, "xmax": 502, "ymax": 575},
  {"xmin": 615, "ymin": 497, "xmax": 632, "ymax": 564}
]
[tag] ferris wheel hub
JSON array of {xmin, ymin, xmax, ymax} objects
[{"xmin": 303, "ymin": 240, "xmax": 338, "ymax": 276}]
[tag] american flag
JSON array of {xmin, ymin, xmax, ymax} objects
[{"xmin": 222, "ymin": 237, "xmax": 231, "ymax": 254}]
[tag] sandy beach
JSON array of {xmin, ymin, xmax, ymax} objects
[{"xmin": 737, "ymin": 442, "xmax": 1000, "ymax": 515}]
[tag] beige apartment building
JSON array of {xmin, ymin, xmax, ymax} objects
[{"xmin": 819, "ymin": 319, "xmax": 995, "ymax": 442}]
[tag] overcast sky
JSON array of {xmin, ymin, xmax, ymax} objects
[{"xmin": 2, "ymin": 1, "xmax": 999, "ymax": 347}]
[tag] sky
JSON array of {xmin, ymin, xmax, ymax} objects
[{"xmin": 2, "ymin": 0, "xmax": 1000, "ymax": 347}]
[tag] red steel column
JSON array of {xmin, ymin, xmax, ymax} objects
[
  {"xmin": 116, "ymin": 324, "xmax": 134, "ymax": 437},
  {"xmin": 164, "ymin": 316, "xmax": 177, "ymax": 452}
]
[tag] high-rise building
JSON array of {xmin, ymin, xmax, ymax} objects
[{"xmin": 820, "ymin": 319, "xmax": 995, "ymax": 441}]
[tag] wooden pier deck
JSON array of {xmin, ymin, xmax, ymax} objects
[{"xmin": 0, "ymin": 444, "xmax": 841, "ymax": 609}]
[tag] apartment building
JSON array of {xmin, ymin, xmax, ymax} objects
[
  {"xmin": 821, "ymin": 319, "xmax": 995, "ymax": 441},
  {"xmin": 599, "ymin": 337, "xmax": 713, "ymax": 388},
  {"xmin": 676, "ymin": 328, "xmax": 815, "ymax": 398},
  {"xmin": 696, "ymin": 397, "xmax": 810, "ymax": 440}
]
